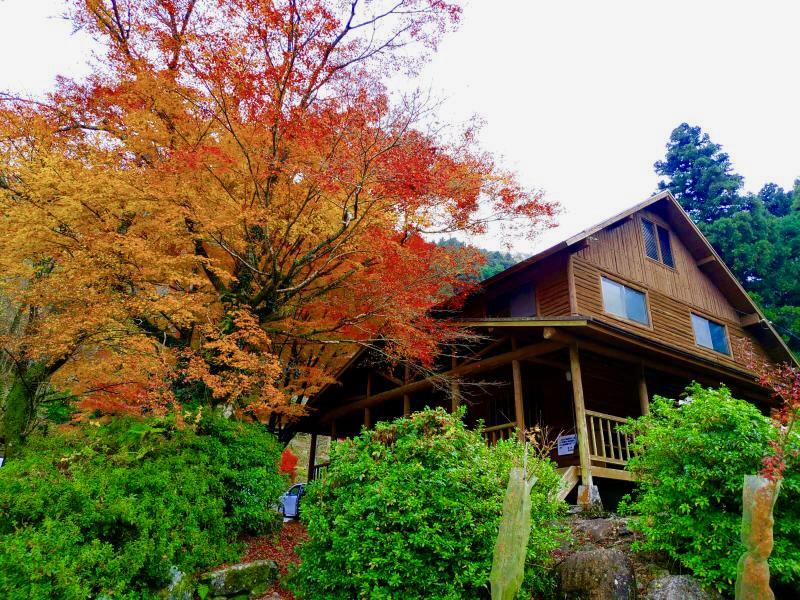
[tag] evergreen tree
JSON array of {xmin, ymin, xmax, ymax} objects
[
  {"xmin": 655, "ymin": 123, "xmax": 744, "ymax": 223},
  {"xmin": 656, "ymin": 124, "xmax": 800, "ymax": 356}
]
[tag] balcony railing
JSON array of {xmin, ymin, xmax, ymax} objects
[
  {"xmin": 311, "ymin": 461, "xmax": 330, "ymax": 481},
  {"xmin": 585, "ymin": 410, "xmax": 632, "ymax": 467},
  {"xmin": 482, "ymin": 421, "xmax": 516, "ymax": 445}
]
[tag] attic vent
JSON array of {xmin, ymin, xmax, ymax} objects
[
  {"xmin": 642, "ymin": 219, "xmax": 659, "ymax": 260},
  {"xmin": 642, "ymin": 218, "xmax": 675, "ymax": 268}
]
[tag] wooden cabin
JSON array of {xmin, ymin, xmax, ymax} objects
[{"xmin": 301, "ymin": 191, "xmax": 796, "ymax": 505}]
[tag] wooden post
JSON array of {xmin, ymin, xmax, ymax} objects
[
  {"xmin": 511, "ymin": 338, "xmax": 526, "ymax": 441},
  {"xmin": 638, "ymin": 366, "xmax": 650, "ymax": 416},
  {"xmin": 450, "ymin": 352, "xmax": 460, "ymax": 413},
  {"xmin": 307, "ymin": 432, "xmax": 318, "ymax": 482},
  {"xmin": 364, "ymin": 373, "xmax": 373, "ymax": 429},
  {"xmin": 569, "ymin": 344, "xmax": 593, "ymax": 489},
  {"xmin": 331, "ymin": 420, "xmax": 337, "ymax": 439},
  {"xmin": 403, "ymin": 364, "xmax": 411, "ymax": 416}
]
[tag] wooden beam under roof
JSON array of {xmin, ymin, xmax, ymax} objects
[
  {"xmin": 741, "ymin": 313, "xmax": 762, "ymax": 327},
  {"xmin": 319, "ymin": 340, "xmax": 564, "ymax": 423}
]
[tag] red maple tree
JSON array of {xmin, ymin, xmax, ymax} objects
[{"xmin": 0, "ymin": 1, "xmax": 557, "ymax": 438}]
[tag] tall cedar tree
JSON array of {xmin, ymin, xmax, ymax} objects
[
  {"xmin": 655, "ymin": 123, "xmax": 800, "ymax": 355},
  {"xmin": 0, "ymin": 0, "xmax": 556, "ymax": 442}
]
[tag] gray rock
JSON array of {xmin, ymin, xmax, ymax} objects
[
  {"xmin": 158, "ymin": 566, "xmax": 193, "ymax": 600},
  {"xmin": 557, "ymin": 547, "xmax": 636, "ymax": 599},
  {"xmin": 646, "ymin": 575, "xmax": 710, "ymax": 600},
  {"xmin": 199, "ymin": 560, "xmax": 278, "ymax": 597},
  {"xmin": 573, "ymin": 518, "xmax": 619, "ymax": 543}
]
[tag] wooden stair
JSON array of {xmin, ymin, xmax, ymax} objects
[{"xmin": 555, "ymin": 465, "xmax": 580, "ymax": 502}]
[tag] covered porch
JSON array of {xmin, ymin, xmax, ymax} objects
[{"xmin": 303, "ymin": 318, "xmax": 771, "ymax": 506}]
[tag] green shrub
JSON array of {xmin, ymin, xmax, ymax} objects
[
  {"xmin": 0, "ymin": 412, "xmax": 286, "ymax": 599},
  {"xmin": 620, "ymin": 384, "xmax": 800, "ymax": 594},
  {"xmin": 290, "ymin": 407, "xmax": 564, "ymax": 599}
]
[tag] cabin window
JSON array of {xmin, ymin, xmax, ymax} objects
[
  {"xmin": 601, "ymin": 277, "xmax": 649, "ymax": 325},
  {"xmin": 641, "ymin": 218, "xmax": 675, "ymax": 268},
  {"xmin": 691, "ymin": 314, "xmax": 730, "ymax": 354},
  {"xmin": 487, "ymin": 283, "xmax": 536, "ymax": 318}
]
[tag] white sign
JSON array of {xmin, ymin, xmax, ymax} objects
[{"xmin": 557, "ymin": 434, "xmax": 577, "ymax": 456}]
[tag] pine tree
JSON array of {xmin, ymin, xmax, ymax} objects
[{"xmin": 655, "ymin": 123, "xmax": 744, "ymax": 223}]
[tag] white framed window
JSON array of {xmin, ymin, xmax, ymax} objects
[
  {"xmin": 691, "ymin": 314, "xmax": 731, "ymax": 355},
  {"xmin": 601, "ymin": 277, "xmax": 650, "ymax": 325}
]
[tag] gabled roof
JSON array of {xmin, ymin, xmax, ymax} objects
[{"xmin": 481, "ymin": 190, "xmax": 796, "ymax": 365}]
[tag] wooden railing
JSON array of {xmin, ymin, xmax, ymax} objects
[
  {"xmin": 482, "ymin": 421, "xmax": 516, "ymax": 445},
  {"xmin": 311, "ymin": 461, "xmax": 330, "ymax": 481},
  {"xmin": 585, "ymin": 410, "xmax": 632, "ymax": 466}
]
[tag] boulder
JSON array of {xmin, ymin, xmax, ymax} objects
[
  {"xmin": 646, "ymin": 575, "xmax": 710, "ymax": 600},
  {"xmin": 573, "ymin": 518, "xmax": 619, "ymax": 543},
  {"xmin": 158, "ymin": 566, "xmax": 193, "ymax": 600},
  {"xmin": 557, "ymin": 548, "xmax": 636, "ymax": 599},
  {"xmin": 199, "ymin": 560, "xmax": 278, "ymax": 598}
]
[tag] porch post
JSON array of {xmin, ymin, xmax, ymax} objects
[
  {"xmin": 450, "ymin": 352, "xmax": 461, "ymax": 413},
  {"xmin": 364, "ymin": 373, "xmax": 373, "ymax": 429},
  {"xmin": 638, "ymin": 366, "xmax": 650, "ymax": 416},
  {"xmin": 403, "ymin": 364, "xmax": 411, "ymax": 416},
  {"xmin": 511, "ymin": 338, "xmax": 526, "ymax": 441},
  {"xmin": 307, "ymin": 432, "xmax": 318, "ymax": 482},
  {"xmin": 569, "ymin": 344, "xmax": 597, "ymax": 505}
]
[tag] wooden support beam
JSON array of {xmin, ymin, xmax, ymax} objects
[
  {"xmin": 364, "ymin": 407, "xmax": 372, "ymax": 429},
  {"xmin": 511, "ymin": 338, "xmax": 526, "ymax": 440},
  {"xmin": 364, "ymin": 373, "xmax": 373, "ymax": 429},
  {"xmin": 330, "ymin": 420, "xmax": 337, "ymax": 439},
  {"xmin": 307, "ymin": 432, "xmax": 318, "ymax": 482},
  {"xmin": 403, "ymin": 364, "xmax": 411, "ymax": 417},
  {"xmin": 591, "ymin": 465, "xmax": 634, "ymax": 482},
  {"xmin": 741, "ymin": 313, "xmax": 762, "ymax": 327},
  {"xmin": 697, "ymin": 255, "xmax": 716, "ymax": 267},
  {"xmin": 461, "ymin": 336, "xmax": 510, "ymax": 363},
  {"xmin": 543, "ymin": 326, "xmax": 758, "ymax": 388},
  {"xmin": 638, "ymin": 366, "xmax": 650, "ymax": 416},
  {"xmin": 450, "ymin": 352, "xmax": 461, "ymax": 412},
  {"xmin": 569, "ymin": 344, "xmax": 593, "ymax": 489},
  {"xmin": 320, "ymin": 340, "xmax": 564, "ymax": 423},
  {"xmin": 374, "ymin": 370, "xmax": 403, "ymax": 387}
]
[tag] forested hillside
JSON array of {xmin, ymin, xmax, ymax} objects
[
  {"xmin": 437, "ymin": 237, "xmax": 526, "ymax": 280},
  {"xmin": 656, "ymin": 123, "xmax": 800, "ymax": 355}
]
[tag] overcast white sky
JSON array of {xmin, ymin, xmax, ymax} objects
[{"xmin": 2, "ymin": 0, "xmax": 798, "ymax": 252}]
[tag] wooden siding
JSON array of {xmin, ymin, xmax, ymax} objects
[
  {"xmin": 536, "ymin": 267, "xmax": 571, "ymax": 316},
  {"xmin": 572, "ymin": 255, "xmax": 769, "ymax": 368},
  {"xmin": 461, "ymin": 255, "xmax": 571, "ymax": 319},
  {"xmin": 574, "ymin": 209, "xmax": 738, "ymax": 321}
]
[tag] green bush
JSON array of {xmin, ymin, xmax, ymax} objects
[
  {"xmin": 620, "ymin": 384, "xmax": 800, "ymax": 594},
  {"xmin": 290, "ymin": 407, "xmax": 564, "ymax": 599},
  {"xmin": 0, "ymin": 412, "xmax": 286, "ymax": 599}
]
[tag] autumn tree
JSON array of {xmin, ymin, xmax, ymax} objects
[{"xmin": 0, "ymin": 0, "xmax": 555, "ymax": 444}]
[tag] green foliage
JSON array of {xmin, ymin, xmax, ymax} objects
[
  {"xmin": 0, "ymin": 413, "xmax": 286, "ymax": 599},
  {"xmin": 620, "ymin": 384, "xmax": 800, "ymax": 594},
  {"xmin": 655, "ymin": 123, "xmax": 800, "ymax": 355},
  {"xmin": 291, "ymin": 408, "xmax": 564, "ymax": 599},
  {"xmin": 437, "ymin": 237, "xmax": 525, "ymax": 280}
]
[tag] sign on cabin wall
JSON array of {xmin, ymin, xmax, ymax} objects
[{"xmin": 557, "ymin": 434, "xmax": 577, "ymax": 456}]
